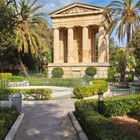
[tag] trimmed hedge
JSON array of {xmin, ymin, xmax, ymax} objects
[
  {"xmin": 73, "ymin": 80, "xmax": 107, "ymax": 99},
  {"xmin": 8, "ymin": 76, "xmax": 25, "ymax": 82},
  {"xmin": 85, "ymin": 66, "xmax": 97, "ymax": 77},
  {"xmin": 0, "ymin": 107, "xmax": 18, "ymax": 140},
  {"xmin": 0, "ymin": 88, "xmax": 52, "ymax": 100},
  {"xmin": 75, "ymin": 94, "xmax": 140, "ymax": 117},
  {"xmin": 104, "ymin": 94, "xmax": 140, "ymax": 116},
  {"xmin": 24, "ymin": 88, "xmax": 52, "ymax": 100},
  {"xmin": 52, "ymin": 67, "xmax": 64, "ymax": 78},
  {"xmin": 0, "ymin": 73, "xmax": 12, "ymax": 78},
  {"xmin": 75, "ymin": 103, "xmax": 136, "ymax": 140}
]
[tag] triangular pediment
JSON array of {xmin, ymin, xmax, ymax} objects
[{"xmin": 49, "ymin": 3, "xmax": 104, "ymax": 18}]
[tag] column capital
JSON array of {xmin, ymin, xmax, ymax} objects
[
  {"xmin": 53, "ymin": 27, "xmax": 59, "ymax": 30},
  {"xmin": 66, "ymin": 25, "xmax": 74, "ymax": 29},
  {"xmin": 81, "ymin": 25, "xmax": 89, "ymax": 28}
]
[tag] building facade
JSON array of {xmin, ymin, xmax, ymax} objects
[{"xmin": 48, "ymin": 3, "xmax": 110, "ymax": 78}]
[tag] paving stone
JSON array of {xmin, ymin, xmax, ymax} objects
[{"xmin": 15, "ymin": 99, "xmax": 78, "ymax": 140}]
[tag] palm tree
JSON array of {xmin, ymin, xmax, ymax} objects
[
  {"xmin": 13, "ymin": 0, "xmax": 48, "ymax": 75},
  {"xmin": 104, "ymin": 0, "xmax": 140, "ymax": 80}
]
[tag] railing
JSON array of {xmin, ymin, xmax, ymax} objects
[
  {"xmin": 110, "ymin": 86, "xmax": 136, "ymax": 96},
  {"xmin": 8, "ymin": 80, "xmax": 29, "ymax": 87},
  {"xmin": 0, "ymin": 79, "xmax": 9, "ymax": 89}
]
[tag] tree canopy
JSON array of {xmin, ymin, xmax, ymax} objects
[
  {"xmin": 0, "ymin": 0, "xmax": 52, "ymax": 74},
  {"xmin": 105, "ymin": 0, "xmax": 140, "ymax": 80},
  {"xmin": 129, "ymin": 31, "xmax": 140, "ymax": 78}
]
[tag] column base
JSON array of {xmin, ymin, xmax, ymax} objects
[{"xmin": 48, "ymin": 63, "xmax": 110, "ymax": 78}]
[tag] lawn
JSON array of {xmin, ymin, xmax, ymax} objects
[{"xmin": 7, "ymin": 76, "xmax": 87, "ymax": 87}]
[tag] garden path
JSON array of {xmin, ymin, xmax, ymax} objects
[{"xmin": 15, "ymin": 99, "xmax": 78, "ymax": 140}]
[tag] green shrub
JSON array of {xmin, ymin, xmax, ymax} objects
[
  {"xmin": 75, "ymin": 102, "xmax": 136, "ymax": 140},
  {"xmin": 126, "ymin": 74, "xmax": 134, "ymax": 82},
  {"xmin": 92, "ymin": 80, "xmax": 108, "ymax": 93},
  {"xmin": 0, "ymin": 107, "xmax": 18, "ymax": 139},
  {"xmin": 82, "ymin": 75, "xmax": 93, "ymax": 84},
  {"xmin": 73, "ymin": 86, "xmax": 94, "ymax": 99},
  {"xmin": 108, "ymin": 68, "xmax": 117, "ymax": 82},
  {"xmin": 0, "ymin": 73, "xmax": 12, "ymax": 78},
  {"xmin": 75, "ymin": 99, "xmax": 98, "ymax": 112},
  {"xmin": 73, "ymin": 80, "xmax": 107, "ymax": 99},
  {"xmin": 75, "ymin": 94, "xmax": 140, "ymax": 117},
  {"xmin": 0, "ymin": 88, "xmax": 52, "ymax": 100},
  {"xmin": 8, "ymin": 76, "xmax": 25, "ymax": 82},
  {"xmin": 24, "ymin": 88, "xmax": 52, "ymax": 100},
  {"xmin": 85, "ymin": 66, "xmax": 97, "ymax": 77},
  {"xmin": 0, "ymin": 79, "xmax": 9, "ymax": 89},
  {"xmin": 104, "ymin": 94, "xmax": 140, "ymax": 116},
  {"xmin": 52, "ymin": 67, "xmax": 64, "ymax": 78},
  {"xmin": 94, "ymin": 78, "xmax": 108, "ymax": 81},
  {"xmin": 0, "ymin": 89, "xmax": 13, "ymax": 100}
]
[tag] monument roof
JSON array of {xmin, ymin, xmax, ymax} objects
[{"xmin": 49, "ymin": 2, "xmax": 105, "ymax": 18}]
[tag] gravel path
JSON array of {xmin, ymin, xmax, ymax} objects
[{"xmin": 15, "ymin": 99, "xmax": 78, "ymax": 140}]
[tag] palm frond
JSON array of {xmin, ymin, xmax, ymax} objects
[
  {"xmin": 14, "ymin": 0, "xmax": 48, "ymax": 56},
  {"xmin": 29, "ymin": 0, "xmax": 38, "ymax": 8},
  {"xmin": 31, "ymin": 5, "xmax": 45, "ymax": 13},
  {"xmin": 105, "ymin": 0, "xmax": 140, "ymax": 45}
]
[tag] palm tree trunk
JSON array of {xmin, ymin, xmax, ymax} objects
[
  {"xmin": 123, "ymin": 24, "xmax": 131, "ymax": 81},
  {"xmin": 18, "ymin": 53, "xmax": 29, "ymax": 77}
]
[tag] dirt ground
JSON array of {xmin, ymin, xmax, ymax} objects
[{"xmin": 110, "ymin": 115, "xmax": 140, "ymax": 140}]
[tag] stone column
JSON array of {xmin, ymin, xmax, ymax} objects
[
  {"xmin": 53, "ymin": 28, "xmax": 60, "ymax": 63},
  {"xmin": 59, "ymin": 30, "xmax": 64, "ymax": 63},
  {"xmin": 106, "ymin": 33, "xmax": 109, "ymax": 63},
  {"xmin": 98, "ymin": 24, "xmax": 108, "ymax": 63},
  {"xmin": 92, "ymin": 30, "xmax": 98, "ymax": 62},
  {"xmin": 82, "ymin": 26, "xmax": 91, "ymax": 63},
  {"xmin": 68, "ymin": 27, "xmax": 74, "ymax": 63}
]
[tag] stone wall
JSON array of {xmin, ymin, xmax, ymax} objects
[{"xmin": 48, "ymin": 63, "xmax": 109, "ymax": 78}]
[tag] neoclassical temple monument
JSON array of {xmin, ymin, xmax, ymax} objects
[{"xmin": 48, "ymin": 3, "xmax": 110, "ymax": 78}]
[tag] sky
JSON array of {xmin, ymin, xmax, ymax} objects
[
  {"xmin": 38, "ymin": 0, "xmax": 115, "ymax": 20},
  {"xmin": 36, "ymin": 0, "xmax": 125, "ymax": 46}
]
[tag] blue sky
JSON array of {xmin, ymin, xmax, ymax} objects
[
  {"xmin": 39, "ymin": 0, "xmax": 115, "ymax": 18},
  {"xmin": 36, "ymin": 0, "xmax": 125, "ymax": 46}
]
